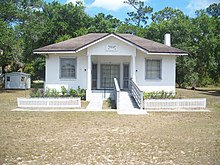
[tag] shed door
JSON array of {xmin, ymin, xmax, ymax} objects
[{"xmin": 11, "ymin": 76, "xmax": 20, "ymax": 88}]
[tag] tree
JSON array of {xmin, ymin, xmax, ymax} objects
[
  {"xmin": 190, "ymin": 11, "xmax": 220, "ymax": 85},
  {"xmin": 152, "ymin": 7, "xmax": 185, "ymax": 23},
  {"xmin": 206, "ymin": 3, "xmax": 220, "ymax": 18},
  {"xmin": 0, "ymin": 0, "xmax": 43, "ymax": 24},
  {"xmin": 146, "ymin": 5, "xmax": 220, "ymax": 87},
  {"xmin": 117, "ymin": 23, "xmax": 145, "ymax": 37},
  {"xmin": 124, "ymin": 0, "xmax": 153, "ymax": 26},
  {"xmin": 41, "ymin": 1, "xmax": 89, "ymax": 45},
  {"xmin": 88, "ymin": 13, "xmax": 121, "ymax": 33},
  {"xmin": 0, "ymin": 20, "xmax": 23, "ymax": 73}
]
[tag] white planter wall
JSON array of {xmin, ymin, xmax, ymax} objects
[{"xmin": 17, "ymin": 97, "xmax": 81, "ymax": 108}]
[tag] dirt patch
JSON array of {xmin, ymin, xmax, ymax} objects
[{"xmin": 0, "ymin": 89, "xmax": 220, "ymax": 164}]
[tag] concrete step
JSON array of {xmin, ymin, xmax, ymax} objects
[
  {"xmin": 86, "ymin": 99, "xmax": 103, "ymax": 110},
  {"xmin": 90, "ymin": 90, "xmax": 114, "ymax": 100}
]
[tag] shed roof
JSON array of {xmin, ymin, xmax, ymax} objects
[
  {"xmin": 34, "ymin": 33, "xmax": 187, "ymax": 54},
  {"xmin": 5, "ymin": 72, "xmax": 30, "ymax": 76}
]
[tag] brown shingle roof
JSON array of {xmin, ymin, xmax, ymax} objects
[
  {"xmin": 117, "ymin": 34, "xmax": 187, "ymax": 54},
  {"xmin": 34, "ymin": 33, "xmax": 187, "ymax": 54}
]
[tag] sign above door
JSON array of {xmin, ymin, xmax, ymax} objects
[{"xmin": 106, "ymin": 43, "xmax": 118, "ymax": 52}]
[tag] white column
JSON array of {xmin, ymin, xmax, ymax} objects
[
  {"xmin": 86, "ymin": 54, "xmax": 91, "ymax": 101},
  {"xmin": 132, "ymin": 55, "xmax": 136, "ymax": 82}
]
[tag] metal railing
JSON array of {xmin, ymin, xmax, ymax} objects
[
  {"xmin": 130, "ymin": 79, "xmax": 144, "ymax": 109},
  {"xmin": 113, "ymin": 78, "xmax": 120, "ymax": 110}
]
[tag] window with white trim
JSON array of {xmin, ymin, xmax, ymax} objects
[
  {"xmin": 60, "ymin": 58, "xmax": 76, "ymax": 79},
  {"xmin": 145, "ymin": 59, "xmax": 161, "ymax": 80}
]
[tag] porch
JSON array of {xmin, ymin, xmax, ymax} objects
[{"xmin": 86, "ymin": 55, "xmax": 137, "ymax": 101}]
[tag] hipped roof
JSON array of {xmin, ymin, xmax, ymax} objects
[{"xmin": 34, "ymin": 33, "xmax": 187, "ymax": 55}]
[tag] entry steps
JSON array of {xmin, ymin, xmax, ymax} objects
[
  {"xmin": 86, "ymin": 99, "xmax": 103, "ymax": 110},
  {"xmin": 117, "ymin": 91, "xmax": 148, "ymax": 115}
]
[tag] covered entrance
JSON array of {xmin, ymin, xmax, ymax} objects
[
  {"xmin": 92, "ymin": 62, "xmax": 130, "ymax": 90},
  {"xmin": 85, "ymin": 35, "xmax": 137, "ymax": 100},
  {"xmin": 100, "ymin": 64, "xmax": 120, "ymax": 88}
]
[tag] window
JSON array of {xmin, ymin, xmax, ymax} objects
[
  {"xmin": 21, "ymin": 76, "xmax": 25, "ymax": 82},
  {"xmin": 60, "ymin": 58, "xmax": 76, "ymax": 79},
  {"xmin": 7, "ymin": 76, "xmax": 10, "ymax": 82},
  {"xmin": 145, "ymin": 59, "xmax": 161, "ymax": 79}
]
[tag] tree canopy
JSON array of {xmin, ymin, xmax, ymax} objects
[
  {"xmin": 0, "ymin": 0, "xmax": 219, "ymax": 87},
  {"xmin": 124, "ymin": 0, "xmax": 153, "ymax": 27}
]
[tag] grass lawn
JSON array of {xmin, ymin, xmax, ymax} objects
[{"xmin": 0, "ymin": 87, "xmax": 220, "ymax": 164}]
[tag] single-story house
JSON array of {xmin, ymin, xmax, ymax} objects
[{"xmin": 34, "ymin": 33, "xmax": 187, "ymax": 101}]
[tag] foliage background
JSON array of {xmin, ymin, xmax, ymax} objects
[{"xmin": 0, "ymin": 0, "xmax": 219, "ymax": 87}]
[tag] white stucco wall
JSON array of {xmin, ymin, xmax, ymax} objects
[
  {"xmin": 45, "ymin": 36, "xmax": 177, "ymax": 94},
  {"xmin": 45, "ymin": 49, "xmax": 88, "ymax": 91},
  {"xmin": 87, "ymin": 36, "xmax": 136, "ymax": 56},
  {"xmin": 135, "ymin": 50, "xmax": 176, "ymax": 93},
  {"xmin": 87, "ymin": 36, "xmax": 137, "ymax": 89}
]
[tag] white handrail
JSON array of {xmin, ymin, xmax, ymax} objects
[
  {"xmin": 113, "ymin": 78, "xmax": 120, "ymax": 110},
  {"xmin": 130, "ymin": 79, "xmax": 144, "ymax": 109}
]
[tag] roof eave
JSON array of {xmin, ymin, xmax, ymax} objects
[
  {"xmin": 148, "ymin": 52, "xmax": 188, "ymax": 56},
  {"xmin": 34, "ymin": 33, "xmax": 111, "ymax": 55},
  {"xmin": 34, "ymin": 50, "xmax": 77, "ymax": 54}
]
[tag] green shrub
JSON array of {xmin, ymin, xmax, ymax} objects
[
  {"xmin": 69, "ymin": 88, "xmax": 78, "ymax": 97},
  {"xmin": 32, "ymin": 86, "xmax": 86, "ymax": 99},
  {"xmin": 30, "ymin": 88, "xmax": 44, "ymax": 97},
  {"xmin": 30, "ymin": 88, "xmax": 40, "ymax": 97},
  {"xmin": 44, "ymin": 88, "xmax": 59, "ymax": 97},
  {"xmin": 69, "ymin": 86, "xmax": 86, "ymax": 100},
  {"xmin": 50, "ymin": 88, "xmax": 59, "ymax": 97},
  {"xmin": 61, "ymin": 86, "xmax": 68, "ymax": 96},
  {"xmin": 44, "ymin": 88, "xmax": 52, "ymax": 97},
  {"xmin": 144, "ymin": 90, "xmax": 175, "ymax": 99},
  {"xmin": 77, "ymin": 86, "xmax": 86, "ymax": 100},
  {"xmin": 106, "ymin": 97, "xmax": 116, "ymax": 109}
]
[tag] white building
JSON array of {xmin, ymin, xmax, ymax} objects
[
  {"xmin": 34, "ymin": 33, "xmax": 187, "ymax": 101},
  {"xmin": 5, "ymin": 72, "xmax": 31, "ymax": 89}
]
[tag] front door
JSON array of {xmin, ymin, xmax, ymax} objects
[
  {"xmin": 123, "ymin": 64, "xmax": 129, "ymax": 89},
  {"xmin": 100, "ymin": 64, "xmax": 120, "ymax": 89}
]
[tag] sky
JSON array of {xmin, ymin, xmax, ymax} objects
[{"xmin": 45, "ymin": 0, "xmax": 219, "ymax": 22}]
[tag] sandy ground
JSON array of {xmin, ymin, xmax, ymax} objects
[{"xmin": 0, "ymin": 89, "xmax": 220, "ymax": 164}]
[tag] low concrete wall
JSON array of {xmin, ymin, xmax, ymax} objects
[
  {"xmin": 144, "ymin": 98, "xmax": 206, "ymax": 109},
  {"xmin": 17, "ymin": 97, "xmax": 81, "ymax": 108}
]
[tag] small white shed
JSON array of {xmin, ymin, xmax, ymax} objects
[{"xmin": 5, "ymin": 72, "xmax": 31, "ymax": 89}]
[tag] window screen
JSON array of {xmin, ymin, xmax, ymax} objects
[
  {"xmin": 145, "ymin": 59, "xmax": 161, "ymax": 79},
  {"xmin": 60, "ymin": 58, "xmax": 76, "ymax": 79}
]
